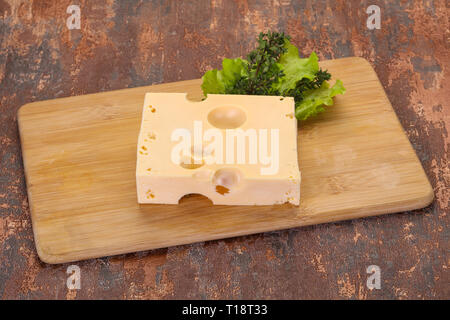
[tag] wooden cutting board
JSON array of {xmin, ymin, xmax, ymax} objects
[{"xmin": 18, "ymin": 57, "xmax": 433, "ymax": 264}]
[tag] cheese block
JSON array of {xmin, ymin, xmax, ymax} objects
[{"xmin": 136, "ymin": 93, "xmax": 300, "ymax": 205}]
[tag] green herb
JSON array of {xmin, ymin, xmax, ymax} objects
[
  {"xmin": 201, "ymin": 31, "xmax": 345, "ymax": 121},
  {"xmin": 231, "ymin": 31, "xmax": 288, "ymax": 95},
  {"xmin": 284, "ymin": 68, "xmax": 331, "ymax": 103}
]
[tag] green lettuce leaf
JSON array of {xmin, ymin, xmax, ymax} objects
[
  {"xmin": 201, "ymin": 58, "xmax": 248, "ymax": 95},
  {"xmin": 273, "ymin": 40, "xmax": 319, "ymax": 94},
  {"xmin": 295, "ymin": 80, "xmax": 346, "ymax": 121},
  {"xmin": 200, "ymin": 35, "xmax": 345, "ymax": 122}
]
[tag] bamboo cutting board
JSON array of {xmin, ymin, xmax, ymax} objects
[{"xmin": 18, "ymin": 57, "xmax": 433, "ymax": 264}]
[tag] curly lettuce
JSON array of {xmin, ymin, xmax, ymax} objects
[
  {"xmin": 295, "ymin": 80, "xmax": 345, "ymax": 120},
  {"xmin": 201, "ymin": 58, "xmax": 248, "ymax": 95},
  {"xmin": 200, "ymin": 33, "xmax": 345, "ymax": 121}
]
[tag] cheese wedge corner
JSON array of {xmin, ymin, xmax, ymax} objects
[{"xmin": 136, "ymin": 93, "xmax": 300, "ymax": 206}]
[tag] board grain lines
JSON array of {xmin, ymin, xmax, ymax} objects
[{"xmin": 17, "ymin": 57, "xmax": 433, "ymax": 264}]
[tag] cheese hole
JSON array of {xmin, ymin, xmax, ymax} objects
[
  {"xmin": 207, "ymin": 106, "xmax": 246, "ymax": 129},
  {"xmin": 179, "ymin": 154, "xmax": 204, "ymax": 169},
  {"xmin": 212, "ymin": 168, "xmax": 242, "ymax": 193},
  {"xmin": 180, "ymin": 161, "xmax": 204, "ymax": 170},
  {"xmin": 215, "ymin": 185, "xmax": 230, "ymax": 195},
  {"xmin": 178, "ymin": 193, "xmax": 213, "ymax": 205}
]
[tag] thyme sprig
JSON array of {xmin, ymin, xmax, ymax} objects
[
  {"xmin": 226, "ymin": 31, "xmax": 331, "ymax": 105},
  {"xmin": 285, "ymin": 68, "xmax": 332, "ymax": 103},
  {"xmin": 201, "ymin": 31, "xmax": 345, "ymax": 120}
]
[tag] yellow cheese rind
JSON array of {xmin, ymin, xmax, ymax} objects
[{"xmin": 136, "ymin": 93, "xmax": 301, "ymax": 205}]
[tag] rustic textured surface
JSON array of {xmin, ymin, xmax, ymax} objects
[
  {"xmin": 0, "ymin": 0, "xmax": 448, "ymax": 299},
  {"xmin": 17, "ymin": 58, "xmax": 434, "ymax": 264}
]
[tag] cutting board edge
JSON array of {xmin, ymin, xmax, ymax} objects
[
  {"xmin": 17, "ymin": 56, "xmax": 435, "ymax": 264},
  {"xmin": 34, "ymin": 189, "xmax": 434, "ymax": 265},
  {"xmin": 15, "ymin": 57, "xmax": 370, "ymax": 120},
  {"xmin": 16, "ymin": 79, "xmax": 204, "ymax": 118}
]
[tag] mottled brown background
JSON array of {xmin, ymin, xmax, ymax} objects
[{"xmin": 0, "ymin": 0, "xmax": 448, "ymax": 299}]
